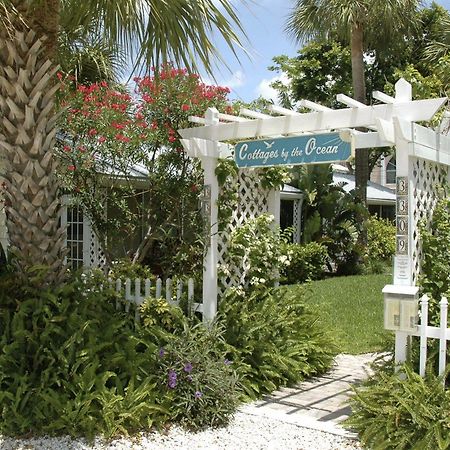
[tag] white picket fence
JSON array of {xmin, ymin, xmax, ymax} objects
[
  {"xmin": 406, "ymin": 295, "xmax": 449, "ymax": 379},
  {"xmin": 111, "ymin": 277, "xmax": 202, "ymax": 320}
]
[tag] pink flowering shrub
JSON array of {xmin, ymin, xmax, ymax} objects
[{"xmin": 57, "ymin": 65, "xmax": 236, "ymax": 273}]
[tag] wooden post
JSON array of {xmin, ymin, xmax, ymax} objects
[{"xmin": 201, "ymin": 108, "xmax": 219, "ymax": 322}]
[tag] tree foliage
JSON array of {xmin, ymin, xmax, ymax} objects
[{"xmin": 292, "ymin": 164, "xmax": 367, "ymax": 274}]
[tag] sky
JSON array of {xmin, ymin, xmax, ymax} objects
[{"xmin": 206, "ymin": 0, "xmax": 450, "ymax": 104}]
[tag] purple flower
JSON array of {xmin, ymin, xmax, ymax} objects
[
  {"xmin": 194, "ymin": 391, "xmax": 202, "ymax": 399},
  {"xmin": 224, "ymin": 359, "xmax": 232, "ymax": 365},
  {"xmin": 168, "ymin": 370, "xmax": 177, "ymax": 389},
  {"xmin": 187, "ymin": 375, "xmax": 193, "ymax": 382},
  {"xmin": 183, "ymin": 362, "xmax": 193, "ymax": 373},
  {"xmin": 158, "ymin": 348, "xmax": 165, "ymax": 358}
]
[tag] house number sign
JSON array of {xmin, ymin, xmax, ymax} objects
[
  {"xmin": 396, "ymin": 177, "xmax": 409, "ymax": 256},
  {"xmin": 396, "ymin": 177, "xmax": 408, "ymax": 195},
  {"xmin": 397, "ymin": 216, "xmax": 408, "ymax": 235}
]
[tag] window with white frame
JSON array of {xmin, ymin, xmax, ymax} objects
[
  {"xmin": 66, "ymin": 206, "xmax": 84, "ymax": 270},
  {"xmin": 386, "ymin": 157, "xmax": 396, "ymax": 185}
]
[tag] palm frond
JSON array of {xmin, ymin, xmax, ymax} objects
[
  {"xmin": 286, "ymin": 0, "xmax": 421, "ymax": 51},
  {"xmin": 0, "ymin": 1, "xmax": 28, "ymax": 36},
  {"xmin": 59, "ymin": 0, "xmax": 249, "ymax": 77}
]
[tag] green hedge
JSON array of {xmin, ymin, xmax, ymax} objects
[
  {"xmin": 282, "ymin": 242, "xmax": 328, "ymax": 284},
  {"xmin": 364, "ymin": 216, "xmax": 395, "ymax": 273}
]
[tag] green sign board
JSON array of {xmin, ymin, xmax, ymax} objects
[{"xmin": 234, "ymin": 132, "xmax": 352, "ymax": 168}]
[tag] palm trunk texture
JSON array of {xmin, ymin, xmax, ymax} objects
[
  {"xmin": 0, "ymin": 21, "xmax": 66, "ymax": 283},
  {"xmin": 351, "ymin": 21, "xmax": 369, "ymax": 207}
]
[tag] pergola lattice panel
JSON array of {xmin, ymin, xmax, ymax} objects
[
  {"xmin": 410, "ymin": 158, "xmax": 449, "ymax": 283},
  {"xmin": 88, "ymin": 228, "xmax": 107, "ymax": 269},
  {"xmin": 218, "ymin": 168, "xmax": 271, "ymax": 295},
  {"xmin": 292, "ymin": 200, "xmax": 302, "ymax": 244}
]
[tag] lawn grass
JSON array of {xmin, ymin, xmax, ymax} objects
[{"xmin": 282, "ymin": 273, "xmax": 393, "ymax": 355}]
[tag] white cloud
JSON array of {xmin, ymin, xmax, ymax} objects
[
  {"xmin": 201, "ymin": 70, "xmax": 246, "ymax": 90},
  {"xmin": 222, "ymin": 70, "xmax": 246, "ymax": 89},
  {"xmin": 255, "ymin": 73, "xmax": 289, "ymax": 104}
]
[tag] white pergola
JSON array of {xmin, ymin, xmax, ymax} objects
[{"xmin": 179, "ymin": 79, "xmax": 450, "ymax": 363}]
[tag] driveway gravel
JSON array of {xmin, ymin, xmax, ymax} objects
[{"xmin": 0, "ymin": 411, "xmax": 360, "ymax": 450}]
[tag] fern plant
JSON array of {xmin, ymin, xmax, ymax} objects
[
  {"xmin": 218, "ymin": 286, "xmax": 336, "ymax": 399},
  {"xmin": 0, "ymin": 270, "xmax": 167, "ymax": 438},
  {"xmin": 346, "ymin": 363, "xmax": 450, "ymax": 449}
]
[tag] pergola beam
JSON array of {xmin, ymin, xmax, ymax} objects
[
  {"xmin": 179, "ymin": 97, "xmax": 446, "ymax": 142},
  {"xmin": 239, "ymin": 108, "xmax": 272, "ymax": 119},
  {"xmin": 268, "ymin": 104, "xmax": 303, "ymax": 116},
  {"xmin": 336, "ymin": 94, "xmax": 367, "ymax": 109},
  {"xmin": 298, "ymin": 99, "xmax": 331, "ymax": 112},
  {"xmin": 372, "ymin": 91, "xmax": 395, "ymax": 104}
]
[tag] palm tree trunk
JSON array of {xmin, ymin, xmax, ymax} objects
[
  {"xmin": 0, "ymin": 15, "xmax": 66, "ymax": 284},
  {"xmin": 351, "ymin": 21, "xmax": 369, "ymax": 208},
  {"xmin": 351, "ymin": 21, "xmax": 369, "ymax": 253}
]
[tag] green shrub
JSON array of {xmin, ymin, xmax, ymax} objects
[
  {"xmin": 140, "ymin": 296, "xmax": 185, "ymax": 333},
  {"xmin": 0, "ymin": 270, "xmax": 166, "ymax": 439},
  {"xmin": 218, "ymin": 286, "xmax": 336, "ymax": 399},
  {"xmin": 363, "ymin": 216, "xmax": 395, "ymax": 274},
  {"xmin": 282, "ymin": 242, "xmax": 328, "ymax": 284},
  {"xmin": 108, "ymin": 259, "xmax": 155, "ymax": 280},
  {"xmin": 346, "ymin": 363, "xmax": 450, "ymax": 450},
  {"xmin": 0, "ymin": 269, "xmax": 240, "ymax": 437},
  {"xmin": 154, "ymin": 322, "xmax": 239, "ymax": 430}
]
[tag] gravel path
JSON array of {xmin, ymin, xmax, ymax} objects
[{"xmin": 0, "ymin": 411, "xmax": 360, "ymax": 450}]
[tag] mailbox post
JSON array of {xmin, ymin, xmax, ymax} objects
[
  {"xmin": 382, "ymin": 285, "xmax": 419, "ymax": 332},
  {"xmin": 382, "ymin": 285, "xmax": 419, "ymax": 363}
]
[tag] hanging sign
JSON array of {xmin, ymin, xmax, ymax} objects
[{"xmin": 234, "ymin": 132, "xmax": 352, "ymax": 168}]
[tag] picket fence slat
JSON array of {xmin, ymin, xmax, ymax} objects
[
  {"xmin": 419, "ymin": 295, "xmax": 429, "ymax": 377},
  {"xmin": 115, "ymin": 279, "xmax": 122, "ymax": 310},
  {"xmin": 166, "ymin": 278, "xmax": 172, "ymax": 304},
  {"xmin": 156, "ymin": 278, "xmax": 162, "ymax": 298},
  {"xmin": 188, "ymin": 278, "xmax": 194, "ymax": 301},
  {"xmin": 113, "ymin": 276, "xmax": 200, "ymax": 318},
  {"xmin": 439, "ymin": 297, "xmax": 448, "ymax": 377},
  {"xmin": 145, "ymin": 279, "xmax": 151, "ymax": 298},
  {"xmin": 406, "ymin": 294, "xmax": 450, "ymax": 381}
]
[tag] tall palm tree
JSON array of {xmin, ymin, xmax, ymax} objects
[
  {"xmin": 0, "ymin": 0, "xmax": 246, "ymax": 283},
  {"xmin": 286, "ymin": 0, "xmax": 420, "ymax": 205}
]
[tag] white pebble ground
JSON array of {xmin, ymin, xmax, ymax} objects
[{"xmin": 0, "ymin": 411, "xmax": 360, "ymax": 450}]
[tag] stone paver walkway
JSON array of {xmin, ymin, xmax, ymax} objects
[{"xmin": 240, "ymin": 353, "xmax": 377, "ymax": 438}]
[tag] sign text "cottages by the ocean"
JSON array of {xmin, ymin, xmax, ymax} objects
[{"xmin": 234, "ymin": 132, "xmax": 352, "ymax": 168}]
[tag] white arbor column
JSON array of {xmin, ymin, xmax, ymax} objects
[
  {"xmin": 392, "ymin": 79, "xmax": 414, "ymax": 364},
  {"xmin": 200, "ymin": 108, "xmax": 219, "ymax": 321},
  {"xmin": 267, "ymin": 189, "xmax": 281, "ymax": 226}
]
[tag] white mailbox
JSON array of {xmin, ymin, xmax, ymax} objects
[{"xmin": 382, "ymin": 285, "xmax": 419, "ymax": 332}]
